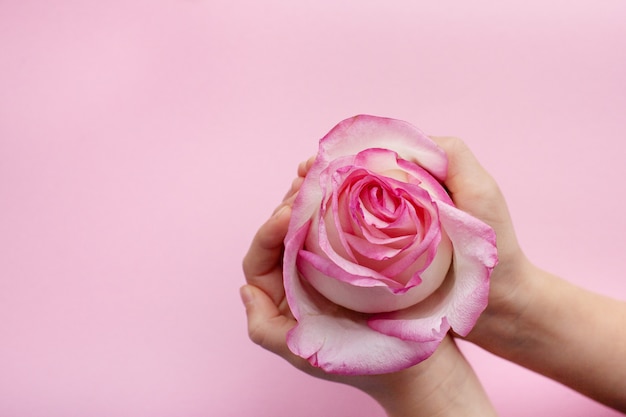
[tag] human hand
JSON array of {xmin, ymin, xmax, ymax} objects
[
  {"xmin": 429, "ymin": 137, "xmax": 536, "ymax": 350},
  {"xmin": 241, "ymin": 159, "xmax": 497, "ymax": 417},
  {"xmin": 432, "ymin": 138, "xmax": 626, "ymax": 412}
]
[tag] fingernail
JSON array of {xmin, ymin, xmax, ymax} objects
[{"xmin": 239, "ymin": 285, "xmax": 255, "ymax": 307}]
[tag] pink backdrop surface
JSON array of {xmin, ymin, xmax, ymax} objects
[{"xmin": 1, "ymin": 1, "xmax": 625, "ymax": 416}]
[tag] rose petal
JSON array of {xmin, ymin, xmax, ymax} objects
[
  {"xmin": 298, "ymin": 249, "xmax": 399, "ymax": 290},
  {"xmin": 284, "ymin": 220, "xmax": 317, "ymax": 319},
  {"xmin": 287, "ymin": 313, "xmax": 441, "ymax": 375},
  {"xmin": 368, "ymin": 201, "xmax": 497, "ymax": 339},
  {"xmin": 318, "ymin": 115, "xmax": 448, "ymax": 181},
  {"xmin": 297, "ymin": 247, "xmax": 452, "ymax": 313},
  {"xmin": 344, "ymin": 233, "xmax": 403, "ymax": 260},
  {"xmin": 436, "ymin": 201, "xmax": 497, "ymax": 335},
  {"xmin": 397, "ymin": 158, "xmax": 453, "ymax": 205},
  {"xmin": 288, "ymin": 116, "xmax": 448, "ymax": 237},
  {"xmin": 286, "ymin": 220, "xmax": 442, "ymax": 374}
]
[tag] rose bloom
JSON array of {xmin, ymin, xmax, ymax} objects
[{"xmin": 283, "ymin": 115, "xmax": 497, "ymax": 375}]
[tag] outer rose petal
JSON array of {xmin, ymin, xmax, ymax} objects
[
  {"xmin": 297, "ymin": 242, "xmax": 452, "ymax": 313},
  {"xmin": 436, "ymin": 201, "xmax": 497, "ymax": 335},
  {"xmin": 284, "ymin": 220, "xmax": 317, "ymax": 319},
  {"xmin": 285, "ymin": 221, "xmax": 442, "ymax": 374},
  {"xmin": 319, "ymin": 115, "xmax": 448, "ymax": 181},
  {"xmin": 367, "ymin": 201, "xmax": 497, "ymax": 340},
  {"xmin": 287, "ymin": 313, "xmax": 441, "ymax": 375},
  {"xmin": 287, "ymin": 115, "xmax": 448, "ymax": 238}
]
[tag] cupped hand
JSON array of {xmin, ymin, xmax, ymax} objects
[
  {"xmin": 429, "ymin": 137, "xmax": 534, "ymax": 344},
  {"xmin": 241, "ymin": 158, "xmax": 496, "ymax": 417}
]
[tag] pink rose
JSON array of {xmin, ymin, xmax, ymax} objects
[{"xmin": 283, "ymin": 115, "xmax": 497, "ymax": 375}]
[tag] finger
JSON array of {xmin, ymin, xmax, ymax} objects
[
  {"xmin": 282, "ymin": 176, "xmax": 304, "ymax": 201},
  {"xmin": 429, "ymin": 136, "xmax": 506, "ymax": 217},
  {"xmin": 282, "ymin": 157, "xmax": 315, "ymax": 203},
  {"xmin": 430, "ymin": 136, "xmax": 519, "ymax": 257},
  {"xmin": 429, "ymin": 136, "xmax": 493, "ymax": 196},
  {"xmin": 297, "ymin": 156, "xmax": 315, "ymax": 178},
  {"xmin": 240, "ymin": 284, "xmax": 298, "ymax": 359},
  {"xmin": 240, "ymin": 284, "xmax": 332, "ymax": 378},
  {"xmin": 242, "ymin": 206, "xmax": 291, "ymax": 281}
]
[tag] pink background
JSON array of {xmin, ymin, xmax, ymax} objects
[{"xmin": 1, "ymin": 1, "xmax": 625, "ymax": 416}]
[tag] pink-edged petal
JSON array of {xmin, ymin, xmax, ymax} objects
[
  {"xmin": 298, "ymin": 247, "xmax": 452, "ymax": 313},
  {"xmin": 287, "ymin": 154, "xmax": 355, "ymax": 238},
  {"xmin": 287, "ymin": 312, "xmax": 442, "ymax": 375},
  {"xmin": 353, "ymin": 229, "xmax": 414, "ymax": 247},
  {"xmin": 285, "ymin": 223, "xmax": 443, "ymax": 373},
  {"xmin": 368, "ymin": 201, "xmax": 497, "ymax": 340},
  {"xmin": 367, "ymin": 273, "xmax": 454, "ymax": 342},
  {"xmin": 312, "ymin": 215, "xmax": 397, "ymax": 283},
  {"xmin": 318, "ymin": 115, "xmax": 448, "ymax": 181},
  {"xmin": 287, "ymin": 174, "xmax": 325, "ymax": 242},
  {"xmin": 298, "ymin": 249, "xmax": 399, "ymax": 289},
  {"xmin": 397, "ymin": 158, "xmax": 453, "ymax": 205},
  {"xmin": 322, "ymin": 199, "xmax": 357, "ymax": 262},
  {"xmin": 283, "ymin": 220, "xmax": 317, "ymax": 319},
  {"xmin": 387, "ymin": 229, "xmax": 453, "ymax": 293},
  {"xmin": 344, "ymin": 233, "xmax": 403, "ymax": 260},
  {"xmin": 376, "ymin": 196, "xmax": 438, "ymax": 278},
  {"xmin": 435, "ymin": 201, "xmax": 497, "ymax": 335},
  {"xmin": 352, "ymin": 148, "xmax": 411, "ymax": 183}
]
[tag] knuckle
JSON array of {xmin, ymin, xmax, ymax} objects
[
  {"xmin": 247, "ymin": 325, "xmax": 265, "ymax": 346},
  {"xmin": 434, "ymin": 135, "xmax": 467, "ymax": 151},
  {"xmin": 241, "ymin": 255, "xmax": 255, "ymax": 280}
]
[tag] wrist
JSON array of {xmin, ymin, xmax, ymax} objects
[
  {"xmin": 465, "ymin": 253, "xmax": 542, "ymax": 355},
  {"xmin": 465, "ymin": 255, "xmax": 567, "ymax": 364},
  {"xmin": 360, "ymin": 338, "xmax": 497, "ymax": 417}
]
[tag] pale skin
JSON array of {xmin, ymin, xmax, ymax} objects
[
  {"xmin": 429, "ymin": 137, "xmax": 626, "ymax": 412},
  {"xmin": 242, "ymin": 137, "xmax": 626, "ymax": 415}
]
